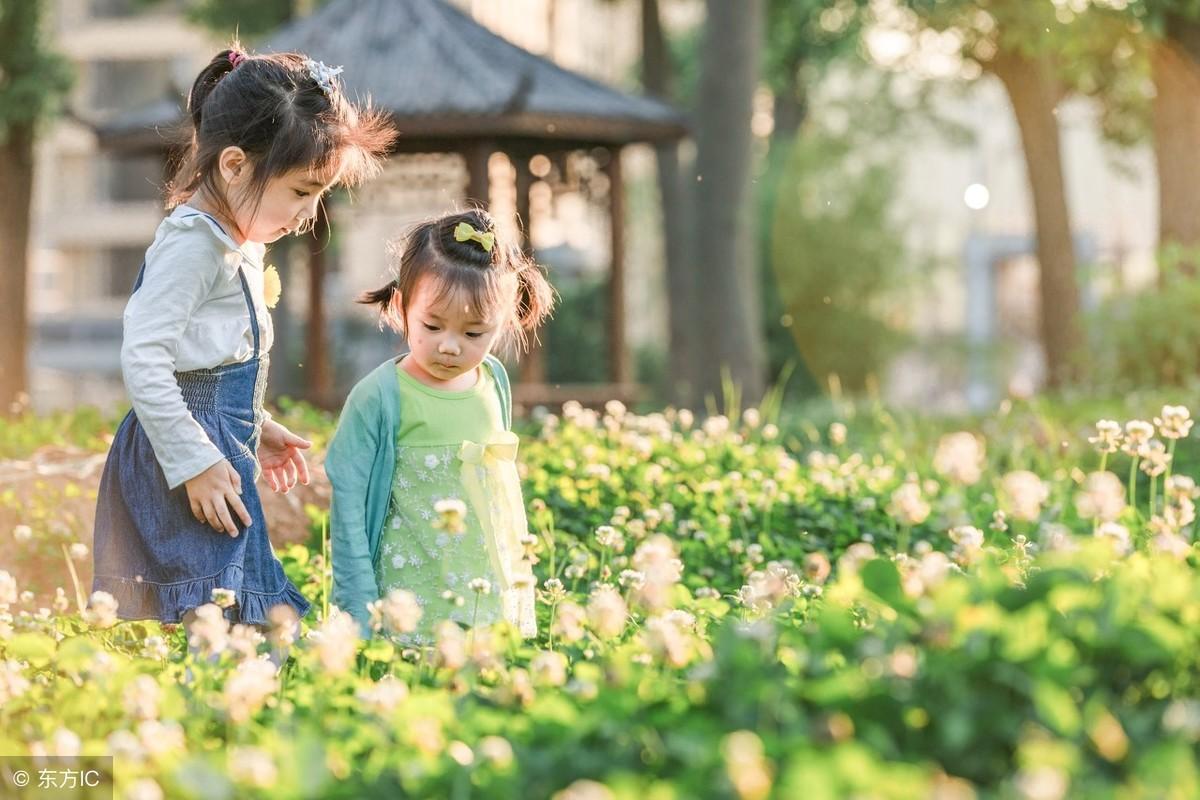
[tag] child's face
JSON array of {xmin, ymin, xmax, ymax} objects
[
  {"xmin": 216, "ymin": 147, "xmax": 340, "ymax": 244},
  {"xmin": 402, "ymin": 275, "xmax": 509, "ymax": 383},
  {"xmin": 238, "ymin": 166, "xmax": 339, "ymax": 244}
]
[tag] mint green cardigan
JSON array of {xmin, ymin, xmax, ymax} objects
[{"xmin": 324, "ymin": 354, "xmax": 512, "ymax": 634}]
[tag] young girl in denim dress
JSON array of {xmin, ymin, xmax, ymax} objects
[
  {"xmin": 92, "ymin": 46, "xmax": 394, "ymax": 640},
  {"xmin": 326, "ymin": 209, "xmax": 554, "ymax": 642}
]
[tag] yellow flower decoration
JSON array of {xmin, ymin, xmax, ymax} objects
[{"xmin": 263, "ymin": 265, "xmax": 282, "ymax": 309}]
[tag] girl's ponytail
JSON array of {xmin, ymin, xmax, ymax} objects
[
  {"xmin": 510, "ymin": 258, "xmax": 555, "ymax": 354},
  {"xmin": 187, "ymin": 48, "xmax": 241, "ymax": 129},
  {"xmin": 357, "ymin": 280, "xmax": 403, "ymax": 332}
]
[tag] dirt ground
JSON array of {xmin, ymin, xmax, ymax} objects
[{"xmin": 0, "ymin": 445, "xmax": 332, "ymax": 598}]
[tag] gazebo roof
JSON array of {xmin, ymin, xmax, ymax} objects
[{"xmin": 98, "ymin": 0, "xmax": 686, "ymax": 152}]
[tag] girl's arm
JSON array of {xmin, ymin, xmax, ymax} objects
[
  {"xmin": 325, "ymin": 381, "xmax": 383, "ymax": 635},
  {"xmin": 120, "ymin": 234, "xmax": 228, "ymax": 490}
]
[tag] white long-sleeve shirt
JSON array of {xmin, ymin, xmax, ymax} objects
[{"xmin": 120, "ymin": 206, "xmax": 274, "ymax": 489}]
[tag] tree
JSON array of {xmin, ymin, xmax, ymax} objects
[
  {"xmin": 1134, "ymin": 2, "xmax": 1200, "ymax": 271},
  {"xmin": 0, "ymin": 1, "xmax": 72, "ymax": 415},
  {"xmin": 693, "ymin": 0, "xmax": 767, "ymax": 405},
  {"xmin": 639, "ymin": 0, "xmax": 698, "ymax": 409},
  {"xmin": 900, "ymin": 0, "xmax": 1105, "ymax": 388}
]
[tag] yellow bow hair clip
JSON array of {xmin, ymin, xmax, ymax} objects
[{"xmin": 453, "ymin": 221, "xmax": 496, "ymax": 253}]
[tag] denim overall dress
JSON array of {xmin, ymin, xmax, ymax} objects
[{"xmin": 93, "ymin": 215, "xmax": 311, "ymax": 625}]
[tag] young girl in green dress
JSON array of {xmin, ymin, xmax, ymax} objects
[{"xmin": 326, "ymin": 209, "xmax": 554, "ymax": 642}]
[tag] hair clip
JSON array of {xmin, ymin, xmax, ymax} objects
[
  {"xmin": 303, "ymin": 57, "xmax": 344, "ymax": 95},
  {"xmin": 228, "ymin": 50, "xmax": 246, "ymax": 68},
  {"xmin": 454, "ymin": 222, "xmax": 495, "ymax": 252}
]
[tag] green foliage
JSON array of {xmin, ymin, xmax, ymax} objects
[
  {"xmin": 765, "ymin": 129, "xmax": 914, "ymax": 394},
  {"xmin": 5, "ymin": 395, "xmax": 1200, "ymax": 796},
  {"xmin": 0, "ymin": 1, "xmax": 73, "ymax": 138},
  {"xmin": 1082, "ymin": 249, "xmax": 1200, "ymax": 391}
]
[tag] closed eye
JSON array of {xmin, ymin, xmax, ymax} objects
[{"xmin": 423, "ymin": 323, "xmax": 440, "ymax": 332}]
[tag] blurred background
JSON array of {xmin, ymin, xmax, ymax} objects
[{"xmin": 0, "ymin": 0, "xmax": 1194, "ymax": 419}]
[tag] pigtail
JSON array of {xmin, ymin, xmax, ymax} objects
[
  {"xmin": 357, "ymin": 281, "xmax": 403, "ymax": 333},
  {"xmin": 509, "ymin": 256, "xmax": 556, "ymax": 355}
]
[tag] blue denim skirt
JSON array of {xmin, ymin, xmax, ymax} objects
[{"xmin": 92, "ymin": 258, "xmax": 310, "ymax": 625}]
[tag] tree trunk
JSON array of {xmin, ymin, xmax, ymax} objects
[
  {"xmin": 306, "ymin": 203, "xmax": 333, "ymax": 407},
  {"xmin": 641, "ymin": 0, "xmax": 697, "ymax": 408},
  {"xmin": 1151, "ymin": 15, "xmax": 1200, "ymax": 275},
  {"xmin": 0, "ymin": 124, "xmax": 35, "ymax": 415},
  {"xmin": 991, "ymin": 48, "xmax": 1080, "ymax": 389},
  {"xmin": 693, "ymin": 0, "xmax": 766, "ymax": 406}
]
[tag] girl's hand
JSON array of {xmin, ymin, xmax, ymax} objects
[
  {"xmin": 258, "ymin": 419, "xmax": 312, "ymax": 494},
  {"xmin": 185, "ymin": 460, "xmax": 252, "ymax": 536}
]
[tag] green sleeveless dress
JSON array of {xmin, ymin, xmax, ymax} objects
[{"xmin": 373, "ymin": 357, "xmax": 536, "ymax": 645}]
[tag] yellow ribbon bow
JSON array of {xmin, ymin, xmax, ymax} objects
[
  {"xmin": 453, "ymin": 221, "xmax": 496, "ymax": 252},
  {"xmin": 458, "ymin": 432, "xmax": 530, "ymax": 592}
]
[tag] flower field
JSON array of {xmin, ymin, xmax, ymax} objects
[{"xmin": 2, "ymin": 396, "xmax": 1200, "ymax": 799}]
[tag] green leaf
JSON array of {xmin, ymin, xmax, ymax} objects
[
  {"xmin": 3, "ymin": 632, "xmax": 56, "ymax": 667},
  {"xmin": 1034, "ymin": 680, "xmax": 1082, "ymax": 736}
]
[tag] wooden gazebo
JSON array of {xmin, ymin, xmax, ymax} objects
[{"xmin": 100, "ymin": 0, "xmax": 687, "ymax": 408}]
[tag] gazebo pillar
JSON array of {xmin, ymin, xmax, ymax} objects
[
  {"xmin": 605, "ymin": 146, "xmax": 631, "ymax": 385},
  {"xmin": 464, "ymin": 140, "xmax": 493, "ymax": 207},
  {"xmin": 514, "ymin": 151, "xmax": 547, "ymax": 384},
  {"xmin": 305, "ymin": 202, "xmax": 333, "ymax": 407}
]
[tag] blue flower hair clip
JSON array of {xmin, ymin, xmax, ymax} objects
[{"xmin": 303, "ymin": 57, "xmax": 344, "ymax": 95}]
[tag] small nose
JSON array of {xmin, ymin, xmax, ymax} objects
[{"xmin": 438, "ymin": 338, "xmax": 460, "ymax": 355}]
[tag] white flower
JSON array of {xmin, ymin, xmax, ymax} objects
[
  {"xmin": 122, "ymin": 675, "xmax": 162, "ymax": 721},
  {"xmin": 1154, "ymin": 405, "xmax": 1193, "ymax": 440},
  {"xmin": 84, "ymin": 590, "xmax": 120, "ymax": 629},
  {"xmin": 1152, "ymin": 531, "xmax": 1192, "ymax": 559},
  {"xmin": 228, "ymin": 624, "xmax": 266, "ymax": 661},
  {"xmin": 742, "ymin": 408, "xmax": 761, "ymax": 429},
  {"xmin": 210, "ymin": 588, "xmax": 237, "ymax": 609},
  {"xmin": 1014, "ymin": 766, "xmax": 1069, "ymax": 800},
  {"xmin": 356, "ymin": 674, "xmax": 409, "ymax": 716},
  {"xmin": 933, "ymin": 431, "xmax": 985, "ymax": 485},
  {"xmin": 228, "ymin": 745, "xmax": 278, "ymax": 789},
  {"xmin": 12, "ymin": 525, "xmax": 32, "ymax": 543},
  {"xmin": 1088, "ymin": 420, "xmax": 1123, "ymax": 454},
  {"xmin": 595, "ymin": 525, "xmax": 625, "ymax": 551},
  {"xmin": 630, "ymin": 534, "xmax": 683, "ymax": 611},
  {"xmin": 223, "ymin": 659, "xmax": 279, "ymax": 723},
  {"xmin": 1000, "ymin": 471, "xmax": 1049, "ymax": 522},
  {"xmin": 828, "ymin": 422, "xmax": 847, "ymax": 446},
  {"xmin": 1122, "ymin": 420, "xmax": 1155, "ymax": 456},
  {"xmin": 478, "ymin": 736, "xmax": 514, "ymax": 767},
  {"xmin": 68, "ymin": 542, "xmax": 89, "ymax": 560},
  {"xmin": 837, "ymin": 541, "xmax": 877, "ymax": 575},
  {"xmin": 125, "ymin": 779, "xmax": 164, "ymax": 800},
  {"xmin": 1074, "ymin": 471, "xmax": 1126, "ymax": 522},
  {"xmin": 887, "ymin": 481, "xmax": 931, "ymax": 526},
  {"xmin": 586, "ymin": 585, "xmax": 628, "ymax": 639},
  {"xmin": 0, "ymin": 660, "xmax": 31, "ymax": 704},
  {"xmin": 266, "ymin": 604, "xmax": 300, "ymax": 649},
  {"xmin": 368, "ymin": 588, "xmax": 423, "ymax": 635},
  {"xmin": 1095, "ymin": 522, "xmax": 1132, "ymax": 556},
  {"xmin": 0, "ymin": 571, "xmax": 16, "ymax": 606},
  {"xmin": 425, "ymin": 454, "xmax": 440, "ymax": 469},
  {"xmin": 539, "ymin": 578, "xmax": 567, "ymax": 604},
  {"xmin": 530, "ymin": 650, "xmax": 568, "ymax": 686},
  {"xmin": 310, "ymin": 609, "xmax": 360, "ymax": 675},
  {"xmin": 468, "ymin": 578, "xmax": 492, "ymax": 595},
  {"xmin": 186, "ymin": 603, "xmax": 228, "ymax": 657},
  {"xmin": 434, "ymin": 621, "xmax": 468, "ymax": 671},
  {"xmin": 1139, "ymin": 440, "xmax": 1171, "ymax": 477},
  {"xmin": 434, "ymin": 498, "xmax": 468, "ymax": 535},
  {"xmin": 552, "ymin": 601, "xmax": 587, "ymax": 644},
  {"xmin": 641, "ymin": 613, "xmax": 699, "ymax": 668}
]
